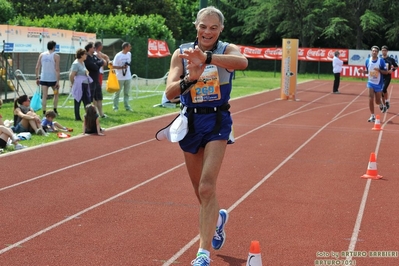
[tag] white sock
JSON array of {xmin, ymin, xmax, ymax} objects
[{"xmin": 197, "ymin": 248, "xmax": 210, "ymax": 257}]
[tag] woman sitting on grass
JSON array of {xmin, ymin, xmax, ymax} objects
[
  {"xmin": 12, "ymin": 95, "xmax": 46, "ymax": 135},
  {"xmin": 83, "ymin": 104, "xmax": 104, "ymax": 136},
  {"xmin": 1, "ymin": 110, "xmax": 27, "ymax": 151}
]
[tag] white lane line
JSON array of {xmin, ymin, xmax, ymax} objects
[
  {"xmin": 0, "ymin": 163, "xmax": 185, "ymax": 255},
  {"xmin": 0, "ymin": 139, "xmax": 154, "ymax": 192}
]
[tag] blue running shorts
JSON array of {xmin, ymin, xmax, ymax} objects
[{"xmin": 179, "ymin": 111, "xmax": 232, "ymax": 154}]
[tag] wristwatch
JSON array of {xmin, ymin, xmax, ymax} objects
[
  {"xmin": 205, "ymin": 51, "xmax": 212, "ymax": 64},
  {"xmin": 180, "ymin": 74, "xmax": 197, "ymax": 95}
]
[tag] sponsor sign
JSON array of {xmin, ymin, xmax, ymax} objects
[
  {"xmin": 342, "ymin": 65, "xmax": 399, "ymax": 79},
  {"xmin": 237, "ymin": 45, "xmax": 348, "ymax": 62},
  {"xmin": 0, "ymin": 24, "xmax": 95, "ymax": 54},
  {"xmin": 348, "ymin": 49, "xmax": 399, "ymax": 66},
  {"xmin": 148, "ymin": 38, "xmax": 171, "ymax": 58}
]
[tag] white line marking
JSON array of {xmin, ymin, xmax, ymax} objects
[
  {"xmin": 0, "ymin": 139, "xmax": 154, "ymax": 192},
  {"xmin": 345, "ymin": 86, "xmax": 398, "ymax": 261},
  {"xmin": 0, "ymin": 163, "xmax": 185, "ymax": 255}
]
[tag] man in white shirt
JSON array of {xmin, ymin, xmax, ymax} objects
[
  {"xmin": 112, "ymin": 42, "xmax": 132, "ymax": 111},
  {"xmin": 332, "ymin": 51, "xmax": 343, "ymax": 94},
  {"xmin": 35, "ymin": 40, "xmax": 60, "ymax": 115}
]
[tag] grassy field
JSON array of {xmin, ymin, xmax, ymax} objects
[{"xmin": 0, "ymin": 71, "xmax": 377, "ymax": 152}]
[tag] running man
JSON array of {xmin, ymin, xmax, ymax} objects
[
  {"xmin": 380, "ymin": 45, "xmax": 398, "ymax": 110},
  {"xmin": 358, "ymin": 46, "xmax": 389, "ymax": 122}
]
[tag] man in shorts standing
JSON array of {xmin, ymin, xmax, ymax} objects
[
  {"xmin": 35, "ymin": 40, "xmax": 60, "ymax": 115},
  {"xmin": 358, "ymin": 46, "xmax": 389, "ymax": 122}
]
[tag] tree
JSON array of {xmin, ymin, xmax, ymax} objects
[
  {"xmin": 11, "ymin": 0, "xmax": 185, "ymax": 39},
  {"xmin": 0, "ymin": 0, "xmax": 15, "ymax": 24},
  {"xmin": 10, "ymin": 13, "xmax": 174, "ymax": 40},
  {"xmin": 376, "ymin": 0, "xmax": 399, "ymax": 48}
]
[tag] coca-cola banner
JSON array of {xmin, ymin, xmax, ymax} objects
[
  {"xmin": 237, "ymin": 45, "xmax": 348, "ymax": 62},
  {"xmin": 147, "ymin": 38, "xmax": 171, "ymax": 58},
  {"xmin": 299, "ymin": 48, "xmax": 348, "ymax": 62}
]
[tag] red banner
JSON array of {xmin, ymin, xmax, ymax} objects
[
  {"xmin": 148, "ymin": 38, "xmax": 171, "ymax": 58},
  {"xmin": 237, "ymin": 45, "xmax": 348, "ymax": 62}
]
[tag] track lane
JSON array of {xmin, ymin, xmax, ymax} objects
[{"xmin": 0, "ymin": 81, "xmax": 398, "ymax": 265}]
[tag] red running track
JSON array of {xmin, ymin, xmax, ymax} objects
[{"xmin": 0, "ymin": 80, "xmax": 398, "ymax": 266}]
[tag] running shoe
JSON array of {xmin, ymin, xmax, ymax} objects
[
  {"xmin": 212, "ymin": 209, "xmax": 229, "ymax": 250},
  {"xmin": 382, "ymin": 105, "xmax": 387, "ymax": 113},
  {"xmin": 368, "ymin": 116, "xmax": 375, "ymax": 123},
  {"xmin": 379, "ymin": 104, "xmax": 383, "ymax": 112},
  {"xmin": 386, "ymin": 101, "xmax": 390, "ymax": 110},
  {"xmin": 191, "ymin": 254, "xmax": 210, "ymax": 266}
]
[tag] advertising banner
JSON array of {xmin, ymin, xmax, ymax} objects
[
  {"xmin": 237, "ymin": 45, "xmax": 348, "ymax": 62},
  {"xmin": 0, "ymin": 25, "xmax": 95, "ymax": 54},
  {"xmin": 341, "ymin": 65, "xmax": 399, "ymax": 79},
  {"xmin": 280, "ymin": 39, "xmax": 298, "ymax": 100},
  {"xmin": 148, "ymin": 38, "xmax": 171, "ymax": 58},
  {"xmin": 348, "ymin": 49, "xmax": 399, "ymax": 66}
]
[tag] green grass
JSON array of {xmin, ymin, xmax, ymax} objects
[{"xmin": 2, "ymin": 70, "xmax": 392, "ymax": 153}]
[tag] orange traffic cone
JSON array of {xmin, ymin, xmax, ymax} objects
[
  {"xmin": 361, "ymin": 152, "xmax": 382, "ymax": 180},
  {"xmin": 372, "ymin": 115, "xmax": 382, "ymax": 131},
  {"xmin": 246, "ymin": 240, "xmax": 263, "ymax": 266}
]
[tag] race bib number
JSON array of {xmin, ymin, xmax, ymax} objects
[
  {"xmin": 191, "ymin": 65, "xmax": 220, "ymax": 103},
  {"xmin": 369, "ymin": 69, "xmax": 379, "ymax": 80}
]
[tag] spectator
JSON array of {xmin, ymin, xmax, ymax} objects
[
  {"xmin": 112, "ymin": 42, "xmax": 133, "ymax": 112},
  {"xmin": 0, "ymin": 125, "xmax": 26, "ymax": 150},
  {"xmin": 41, "ymin": 110, "xmax": 72, "ymax": 132},
  {"xmin": 1, "ymin": 111, "xmax": 27, "ymax": 150},
  {"xmin": 70, "ymin": 48, "xmax": 93, "ymax": 121},
  {"xmin": 12, "ymin": 95, "xmax": 46, "ymax": 135},
  {"xmin": 94, "ymin": 41, "xmax": 110, "ymax": 89},
  {"xmin": 35, "ymin": 40, "xmax": 61, "ymax": 115},
  {"xmin": 332, "ymin": 51, "xmax": 343, "ymax": 94},
  {"xmin": 83, "ymin": 104, "xmax": 104, "ymax": 136},
  {"xmin": 84, "ymin": 42, "xmax": 105, "ymax": 113}
]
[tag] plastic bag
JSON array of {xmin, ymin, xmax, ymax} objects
[
  {"xmin": 106, "ymin": 67, "xmax": 120, "ymax": 93},
  {"xmin": 30, "ymin": 87, "xmax": 42, "ymax": 112}
]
